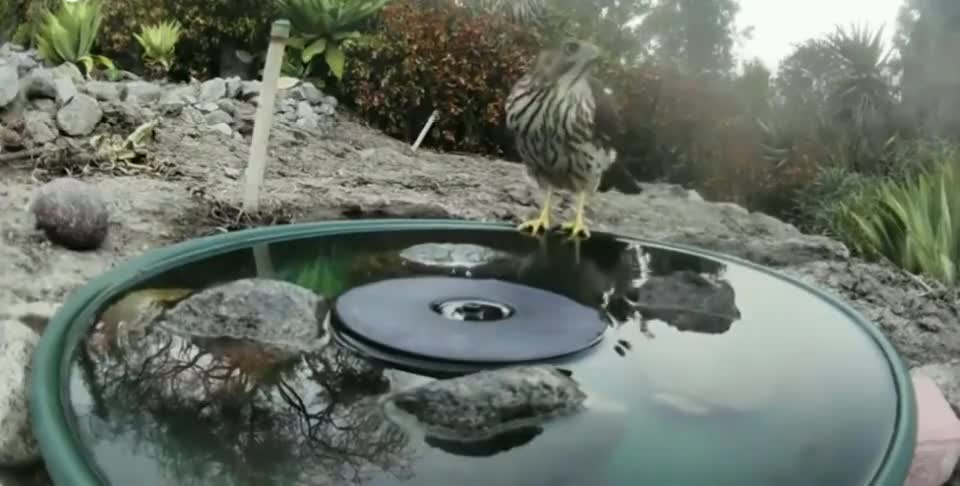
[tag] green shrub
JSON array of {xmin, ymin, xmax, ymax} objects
[
  {"xmin": 99, "ymin": 0, "xmax": 276, "ymax": 78},
  {"xmin": 11, "ymin": 0, "xmax": 58, "ymax": 46},
  {"xmin": 278, "ymin": 0, "xmax": 389, "ymax": 82},
  {"xmin": 339, "ymin": 0, "xmax": 539, "ymax": 154},
  {"xmin": 0, "ymin": 0, "xmax": 16, "ymax": 43},
  {"xmin": 835, "ymin": 152, "xmax": 960, "ymax": 285},
  {"xmin": 35, "ymin": 0, "xmax": 117, "ymax": 77},
  {"xmin": 133, "ymin": 19, "xmax": 182, "ymax": 77}
]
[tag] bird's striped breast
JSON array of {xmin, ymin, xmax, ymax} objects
[{"xmin": 506, "ymin": 76, "xmax": 614, "ymax": 191}]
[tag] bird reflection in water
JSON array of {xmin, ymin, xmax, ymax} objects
[{"xmin": 500, "ymin": 232, "xmax": 742, "ymax": 358}]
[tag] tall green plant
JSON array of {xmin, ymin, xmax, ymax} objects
[
  {"xmin": 133, "ymin": 20, "xmax": 182, "ymax": 75},
  {"xmin": 35, "ymin": 0, "xmax": 116, "ymax": 77},
  {"xmin": 276, "ymin": 0, "xmax": 390, "ymax": 80},
  {"xmin": 839, "ymin": 154, "xmax": 960, "ymax": 285}
]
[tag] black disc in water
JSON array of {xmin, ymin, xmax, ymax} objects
[{"xmin": 333, "ymin": 276, "xmax": 606, "ymax": 364}]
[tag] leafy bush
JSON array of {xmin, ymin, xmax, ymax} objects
[
  {"xmin": 133, "ymin": 19, "xmax": 182, "ymax": 76},
  {"xmin": 339, "ymin": 0, "xmax": 539, "ymax": 154},
  {"xmin": 35, "ymin": 0, "xmax": 117, "ymax": 77},
  {"xmin": 835, "ymin": 154, "xmax": 960, "ymax": 285},
  {"xmin": 11, "ymin": 0, "xmax": 59, "ymax": 46},
  {"xmin": 278, "ymin": 0, "xmax": 389, "ymax": 81},
  {"xmin": 98, "ymin": 0, "xmax": 277, "ymax": 78},
  {"xmin": 0, "ymin": 0, "xmax": 16, "ymax": 43}
]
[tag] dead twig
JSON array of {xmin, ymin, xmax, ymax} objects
[{"xmin": 0, "ymin": 148, "xmax": 48, "ymax": 163}]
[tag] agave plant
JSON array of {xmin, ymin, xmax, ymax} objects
[
  {"xmin": 276, "ymin": 0, "xmax": 390, "ymax": 79},
  {"xmin": 133, "ymin": 20, "xmax": 183, "ymax": 75},
  {"xmin": 35, "ymin": 0, "xmax": 116, "ymax": 77}
]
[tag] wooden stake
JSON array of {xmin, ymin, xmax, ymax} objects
[
  {"xmin": 411, "ymin": 110, "xmax": 439, "ymax": 152},
  {"xmin": 242, "ymin": 19, "xmax": 290, "ymax": 213}
]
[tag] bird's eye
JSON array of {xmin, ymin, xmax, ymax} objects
[{"xmin": 563, "ymin": 42, "xmax": 579, "ymax": 55}]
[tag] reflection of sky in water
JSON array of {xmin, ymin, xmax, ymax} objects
[{"xmin": 573, "ymin": 263, "xmax": 896, "ymax": 486}]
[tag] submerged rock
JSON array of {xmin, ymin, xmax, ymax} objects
[
  {"xmin": 0, "ymin": 320, "xmax": 40, "ymax": 467},
  {"xmin": 383, "ymin": 366, "xmax": 587, "ymax": 441},
  {"xmin": 399, "ymin": 243, "xmax": 510, "ymax": 271},
  {"xmin": 158, "ymin": 278, "xmax": 329, "ymax": 354},
  {"xmin": 30, "ymin": 177, "xmax": 110, "ymax": 251}
]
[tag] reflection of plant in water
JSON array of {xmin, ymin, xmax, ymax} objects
[
  {"xmin": 79, "ymin": 315, "xmax": 415, "ymax": 485},
  {"xmin": 281, "ymin": 244, "xmax": 353, "ymax": 298}
]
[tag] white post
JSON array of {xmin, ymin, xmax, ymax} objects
[
  {"xmin": 242, "ymin": 19, "xmax": 291, "ymax": 213},
  {"xmin": 411, "ymin": 110, "xmax": 439, "ymax": 152}
]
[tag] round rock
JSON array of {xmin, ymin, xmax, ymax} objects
[
  {"xmin": 30, "ymin": 177, "xmax": 109, "ymax": 251},
  {"xmin": 333, "ymin": 276, "xmax": 606, "ymax": 364}
]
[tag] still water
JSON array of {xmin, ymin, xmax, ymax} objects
[{"xmin": 68, "ymin": 228, "xmax": 899, "ymax": 486}]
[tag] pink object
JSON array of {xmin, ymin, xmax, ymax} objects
[{"xmin": 906, "ymin": 372, "xmax": 960, "ymax": 486}]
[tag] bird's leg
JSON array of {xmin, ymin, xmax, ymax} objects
[
  {"xmin": 561, "ymin": 191, "xmax": 591, "ymax": 239},
  {"xmin": 518, "ymin": 188, "xmax": 553, "ymax": 235}
]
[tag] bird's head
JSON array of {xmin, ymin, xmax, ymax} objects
[{"xmin": 531, "ymin": 39, "xmax": 603, "ymax": 88}]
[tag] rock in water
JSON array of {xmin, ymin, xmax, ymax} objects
[
  {"xmin": 0, "ymin": 62, "xmax": 18, "ymax": 108},
  {"xmin": 158, "ymin": 278, "xmax": 330, "ymax": 354},
  {"xmin": 0, "ymin": 320, "xmax": 41, "ymax": 467},
  {"xmin": 56, "ymin": 93, "xmax": 102, "ymax": 136},
  {"xmin": 383, "ymin": 366, "xmax": 587, "ymax": 441},
  {"xmin": 31, "ymin": 178, "xmax": 110, "ymax": 251}
]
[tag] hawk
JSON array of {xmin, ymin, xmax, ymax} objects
[{"xmin": 505, "ymin": 39, "xmax": 641, "ymax": 239}]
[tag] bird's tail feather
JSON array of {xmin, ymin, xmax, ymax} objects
[{"xmin": 598, "ymin": 158, "xmax": 643, "ymax": 194}]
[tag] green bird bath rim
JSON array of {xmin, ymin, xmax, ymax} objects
[{"xmin": 29, "ymin": 219, "xmax": 918, "ymax": 486}]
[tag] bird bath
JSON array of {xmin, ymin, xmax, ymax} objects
[{"xmin": 30, "ymin": 220, "xmax": 916, "ymax": 486}]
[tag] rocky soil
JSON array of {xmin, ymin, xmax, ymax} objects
[{"xmin": 1, "ymin": 42, "xmax": 960, "ymax": 483}]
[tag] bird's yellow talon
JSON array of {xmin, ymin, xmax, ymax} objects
[
  {"xmin": 560, "ymin": 190, "xmax": 591, "ymax": 239},
  {"xmin": 518, "ymin": 189, "xmax": 554, "ymax": 235},
  {"xmin": 561, "ymin": 220, "xmax": 590, "ymax": 239},
  {"xmin": 518, "ymin": 215, "xmax": 551, "ymax": 235}
]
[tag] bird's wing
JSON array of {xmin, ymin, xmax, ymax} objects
[
  {"xmin": 588, "ymin": 76, "xmax": 622, "ymax": 154},
  {"xmin": 590, "ymin": 77, "xmax": 643, "ymax": 194}
]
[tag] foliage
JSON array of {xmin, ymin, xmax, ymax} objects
[
  {"xmin": 285, "ymin": 252, "xmax": 351, "ymax": 298},
  {"xmin": 0, "ymin": 0, "xmax": 16, "ymax": 43},
  {"xmin": 11, "ymin": 0, "xmax": 59, "ymax": 46},
  {"xmin": 836, "ymin": 151, "xmax": 960, "ymax": 286},
  {"xmin": 340, "ymin": 0, "xmax": 539, "ymax": 154},
  {"xmin": 133, "ymin": 20, "xmax": 182, "ymax": 75},
  {"xmin": 639, "ymin": 0, "xmax": 750, "ymax": 77},
  {"xmin": 35, "ymin": 0, "xmax": 117, "ymax": 77},
  {"xmin": 98, "ymin": 0, "xmax": 276, "ymax": 78},
  {"xmin": 896, "ymin": 0, "xmax": 960, "ymax": 138},
  {"xmin": 278, "ymin": 0, "xmax": 390, "ymax": 81}
]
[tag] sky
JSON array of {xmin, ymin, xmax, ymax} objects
[{"xmin": 735, "ymin": 0, "xmax": 903, "ymax": 72}]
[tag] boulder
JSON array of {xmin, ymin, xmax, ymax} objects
[
  {"xmin": 0, "ymin": 61, "xmax": 18, "ymax": 108},
  {"xmin": 30, "ymin": 177, "xmax": 110, "ymax": 251},
  {"xmin": 23, "ymin": 110, "xmax": 57, "ymax": 145},
  {"xmin": 199, "ymin": 78, "xmax": 227, "ymax": 103},
  {"xmin": 55, "ymin": 93, "xmax": 102, "ymax": 136},
  {"xmin": 383, "ymin": 366, "xmax": 586, "ymax": 441},
  {"xmin": 0, "ymin": 320, "xmax": 41, "ymax": 467},
  {"xmin": 158, "ymin": 278, "xmax": 329, "ymax": 354}
]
